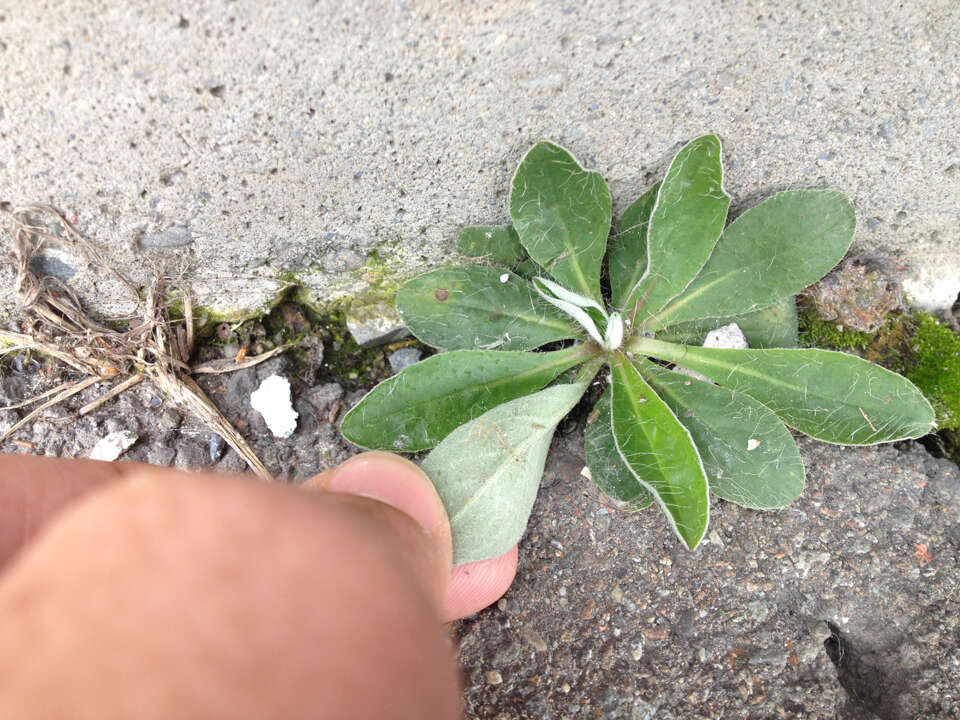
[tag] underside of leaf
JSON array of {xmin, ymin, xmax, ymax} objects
[{"xmin": 421, "ymin": 382, "xmax": 589, "ymax": 564}]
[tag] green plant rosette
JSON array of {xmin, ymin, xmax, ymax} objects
[{"xmin": 342, "ymin": 136, "xmax": 935, "ymax": 564}]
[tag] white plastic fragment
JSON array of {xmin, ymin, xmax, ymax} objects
[
  {"xmin": 580, "ymin": 465, "xmax": 593, "ymax": 480},
  {"xmin": 89, "ymin": 430, "xmax": 138, "ymax": 461},
  {"xmin": 250, "ymin": 375, "xmax": 298, "ymax": 439},
  {"xmin": 747, "ymin": 438, "xmax": 761, "ymax": 451},
  {"xmin": 499, "ymin": 273, "xmax": 509, "ymax": 283}
]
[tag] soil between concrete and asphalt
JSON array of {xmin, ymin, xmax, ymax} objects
[{"xmin": 1, "ymin": 336, "xmax": 958, "ymax": 720}]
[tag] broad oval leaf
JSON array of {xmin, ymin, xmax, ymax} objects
[
  {"xmin": 397, "ymin": 267, "xmax": 580, "ymax": 351},
  {"xmin": 457, "ymin": 225, "xmax": 526, "ymax": 266},
  {"xmin": 510, "ymin": 142, "xmax": 611, "ymax": 301},
  {"xmin": 422, "ymin": 382, "xmax": 589, "ymax": 564},
  {"xmin": 655, "ymin": 296, "xmax": 799, "ymax": 349},
  {"xmin": 648, "ymin": 190, "xmax": 855, "ymax": 330},
  {"xmin": 627, "ymin": 135, "xmax": 730, "ymax": 319},
  {"xmin": 584, "ymin": 387, "xmax": 654, "ymax": 509},
  {"xmin": 340, "ymin": 346, "xmax": 588, "ymax": 452},
  {"xmin": 608, "ymin": 182, "xmax": 659, "ymax": 310},
  {"xmin": 632, "ymin": 338, "xmax": 936, "ymax": 445},
  {"xmin": 638, "ymin": 359, "xmax": 804, "ymax": 509},
  {"xmin": 609, "ymin": 353, "xmax": 709, "ymax": 549}
]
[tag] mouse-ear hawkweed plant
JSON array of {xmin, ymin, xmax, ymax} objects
[{"xmin": 342, "ymin": 135, "xmax": 935, "ymax": 563}]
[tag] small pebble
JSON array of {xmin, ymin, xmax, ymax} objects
[
  {"xmin": 485, "ymin": 670, "xmax": 503, "ymax": 685},
  {"xmin": 521, "ymin": 626, "xmax": 548, "ymax": 653},
  {"xmin": 703, "ymin": 322, "xmax": 748, "ymax": 349},
  {"xmin": 209, "ymin": 433, "xmax": 226, "ymax": 462},
  {"xmin": 388, "ymin": 347, "xmax": 422, "ymax": 374},
  {"xmin": 580, "ymin": 598, "xmax": 597, "ymax": 619}
]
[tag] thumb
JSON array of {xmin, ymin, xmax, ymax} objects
[
  {"xmin": 306, "ymin": 452, "xmax": 453, "ymax": 608},
  {"xmin": 307, "ymin": 452, "xmax": 518, "ymax": 622}
]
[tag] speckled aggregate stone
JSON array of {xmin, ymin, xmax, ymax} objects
[
  {"xmin": 1, "ymin": 1, "xmax": 958, "ymax": 321},
  {"xmin": 454, "ymin": 434, "xmax": 960, "ymax": 719}
]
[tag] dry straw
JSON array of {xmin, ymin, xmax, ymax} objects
[{"xmin": 0, "ymin": 205, "xmax": 283, "ymax": 479}]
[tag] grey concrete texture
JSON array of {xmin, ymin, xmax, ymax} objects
[
  {"xmin": 1, "ymin": 0, "xmax": 958, "ymax": 322},
  {"xmin": 457, "ymin": 433, "xmax": 960, "ymax": 720}
]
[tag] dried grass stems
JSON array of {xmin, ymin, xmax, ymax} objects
[{"xmin": 0, "ymin": 205, "xmax": 284, "ymax": 480}]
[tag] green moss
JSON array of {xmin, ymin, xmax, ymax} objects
[
  {"xmin": 165, "ymin": 296, "xmax": 251, "ymax": 325},
  {"xmin": 162, "ymin": 249, "xmax": 422, "ymax": 388},
  {"xmin": 797, "ymin": 306, "xmax": 875, "ymax": 351},
  {"xmin": 349, "ymin": 250, "xmax": 404, "ymax": 304},
  {"xmin": 902, "ymin": 312, "xmax": 960, "ymax": 431},
  {"xmin": 316, "ymin": 309, "xmax": 392, "ymax": 388},
  {"xmin": 799, "ymin": 303, "xmax": 960, "ymax": 435}
]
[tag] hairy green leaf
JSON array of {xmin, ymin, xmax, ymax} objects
[
  {"xmin": 639, "ymin": 359, "xmax": 804, "ymax": 509},
  {"xmin": 340, "ymin": 346, "xmax": 588, "ymax": 452},
  {"xmin": 422, "ymin": 382, "xmax": 589, "ymax": 564},
  {"xmin": 608, "ymin": 182, "xmax": 659, "ymax": 310},
  {"xmin": 609, "ymin": 353, "xmax": 709, "ymax": 549},
  {"xmin": 648, "ymin": 190, "xmax": 855, "ymax": 330},
  {"xmin": 584, "ymin": 388, "xmax": 654, "ymax": 509},
  {"xmin": 655, "ymin": 297, "xmax": 799, "ymax": 349},
  {"xmin": 627, "ymin": 135, "xmax": 730, "ymax": 320},
  {"xmin": 397, "ymin": 267, "xmax": 580, "ymax": 351},
  {"xmin": 513, "ymin": 257, "xmax": 546, "ymax": 279},
  {"xmin": 457, "ymin": 225, "xmax": 526, "ymax": 266},
  {"xmin": 510, "ymin": 142, "xmax": 611, "ymax": 301},
  {"xmin": 632, "ymin": 338, "xmax": 936, "ymax": 445}
]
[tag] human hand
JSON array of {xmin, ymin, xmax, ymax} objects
[{"xmin": 0, "ymin": 452, "xmax": 518, "ymax": 719}]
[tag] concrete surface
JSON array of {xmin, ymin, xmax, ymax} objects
[
  {"xmin": 1, "ymin": 0, "xmax": 958, "ymax": 322},
  {"xmin": 456, "ymin": 432, "xmax": 960, "ymax": 720}
]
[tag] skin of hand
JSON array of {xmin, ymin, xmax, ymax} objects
[{"xmin": 0, "ymin": 452, "xmax": 518, "ymax": 720}]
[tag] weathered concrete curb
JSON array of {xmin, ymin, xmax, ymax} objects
[{"xmin": 2, "ymin": 1, "xmax": 958, "ymax": 323}]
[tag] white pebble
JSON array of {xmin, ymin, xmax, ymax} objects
[
  {"xmin": 250, "ymin": 375, "xmax": 298, "ymax": 439},
  {"xmin": 703, "ymin": 322, "xmax": 748, "ymax": 349}
]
